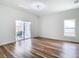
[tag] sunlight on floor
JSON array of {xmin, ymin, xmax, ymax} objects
[
  {"xmin": 61, "ymin": 43, "xmax": 77, "ymax": 58},
  {"xmin": 13, "ymin": 39, "xmax": 32, "ymax": 57}
]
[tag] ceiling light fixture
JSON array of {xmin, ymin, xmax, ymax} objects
[
  {"xmin": 74, "ymin": 0, "xmax": 79, "ymax": 4},
  {"xmin": 32, "ymin": 2, "xmax": 46, "ymax": 11}
]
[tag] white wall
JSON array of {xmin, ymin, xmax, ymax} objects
[
  {"xmin": 0, "ymin": 4, "xmax": 79, "ymax": 46},
  {"xmin": 0, "ymin": 5, "xmax": 39, "ymax": 45},
  {"xmin": 39, "ymin": 8, "xmax": 79, "ymax": 42}
]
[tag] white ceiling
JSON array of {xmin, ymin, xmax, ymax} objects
[{"xmin": 0, "ymin": 0, "xmax": 79, "ymax": 16}]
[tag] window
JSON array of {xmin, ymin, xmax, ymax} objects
[{"xmin": 64, "ymin": 20, "xmax": 75, "ymax": 37}]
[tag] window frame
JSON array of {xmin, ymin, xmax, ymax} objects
[{"xmin": 64, "ymin": 19, "xmax": 76, "ymax": 37}]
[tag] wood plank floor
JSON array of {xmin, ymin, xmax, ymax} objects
[{"xmin": 0, "ymin": 37, "xmax": 79, "ymax": 58}]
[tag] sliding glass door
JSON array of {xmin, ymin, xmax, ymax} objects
[
  {"xmin": 25, "ymin": 22, "xmax": 31, "ymax": 39},
  {"xmin": 16, "ymin": 20, "xmax": 31, "ymax": 41}
]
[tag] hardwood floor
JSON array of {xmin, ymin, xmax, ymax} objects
[{"xmin": 0, "ymin": 37, "xmax": 79, "ymax": 58}]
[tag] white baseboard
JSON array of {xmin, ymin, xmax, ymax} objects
[{"xmin": 0, "ymin": 40, "xmax": 16, "ymax": 46}]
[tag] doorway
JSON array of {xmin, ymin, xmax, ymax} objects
[{"xmin": 16, "ymin": 20, "xmax": 31, "ymax": 41}]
